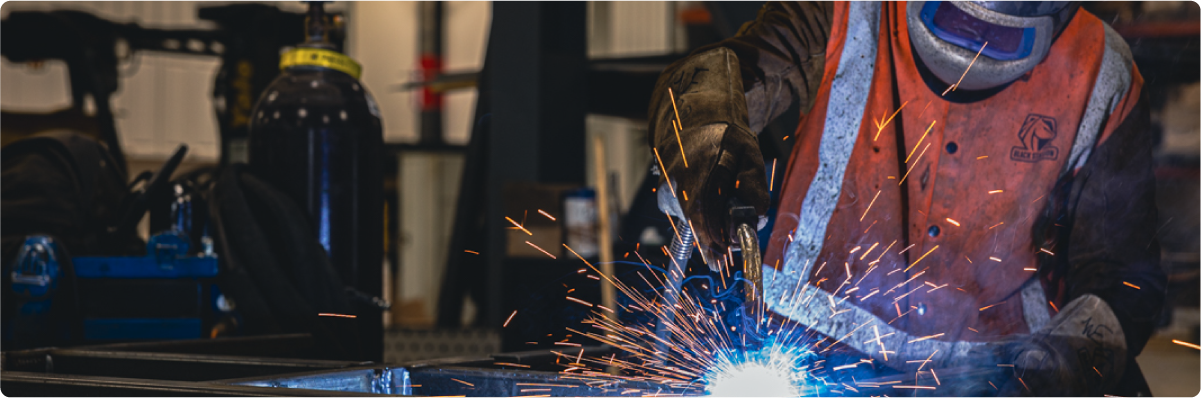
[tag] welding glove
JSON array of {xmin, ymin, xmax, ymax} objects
[
  {"xmin": 649, "ymin": 47, "xmax": 770, "ymax": 261},
  {"xmin": 917, "ymin": 294, "xmax": 1124, "ymax": 396},
  {"xmin": 1006, "ymin": 294, "xmax": 1126, "ymax": 396}
]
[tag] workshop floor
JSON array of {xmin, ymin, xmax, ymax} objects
[{"xmin": 1139, "ymin": 335, "xmax": 1201, "ymax": 396}]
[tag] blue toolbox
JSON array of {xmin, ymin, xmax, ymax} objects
[
  {"xmin": 10, "ymin": 230, "xmax": 220, "ymax": 342},
  {"xmin": 72, "ymin": 230, "xmax": 220, "ymax": 341}
]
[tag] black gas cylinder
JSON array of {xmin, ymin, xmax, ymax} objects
[{"xmin": 246, "ymin": 2, "xmax": 383, "ymax": 360}]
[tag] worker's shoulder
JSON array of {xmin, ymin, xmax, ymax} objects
[
  {"xmin": 1098, "ymin": 20, "xmax": 1135, "ymax": 76},
  {"xmin": 1075, "ymin": 10, "xmax": 1138, "ymax": 114}
]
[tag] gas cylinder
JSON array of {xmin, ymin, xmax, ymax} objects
[{"xmin": 246, "ymin": 2, "xmax": 383, "ymax": 359}]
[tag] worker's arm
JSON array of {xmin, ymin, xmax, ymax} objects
[
  {"xmin": 1061, "ymin": 94, "xmax": 1162, "ymax": 365},
  {"xmin": 1061, "ymin": 89, "xmax": 1164, "ymax": 376},
  {"xmin": 1001, "ymin": 91, "xmax": 1164, "ymax": 396},
  {"xmin": 647, "ymin": 2, "xmax": 833, "ymax": 253}
]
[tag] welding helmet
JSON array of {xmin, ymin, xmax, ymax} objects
[{"xmin": 907, "ymin": 1, "xmax": 1080, "ymax": 90}]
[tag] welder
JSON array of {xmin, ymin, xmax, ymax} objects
[{"xmin": 649, "ymin": 2, "xmax": 1164, "ymax": 395}]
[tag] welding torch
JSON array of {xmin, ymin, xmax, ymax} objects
[{"xmin": 655, "ymin": 186, "xmax": 765, "ymax": 351}]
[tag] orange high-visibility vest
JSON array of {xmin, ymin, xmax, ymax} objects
[{"xmin": 761, "ymin": 1, "xmax": 1142, "ymax": 365}]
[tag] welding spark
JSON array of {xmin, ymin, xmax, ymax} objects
[
  {"xmin": 770, "ymin": 158, "xmax": 778, "ymax": 191},
  {"xmin": 653, "ymin": 147, "xmax": 677, "ymax": 198},
  {"xmin": 565, "ymin": 296, "xmax": 593, "ymax": 307},
  {"xmin": 945, "ymin": 218, "xmax": 960, "ymax": 227},
  {"xmin": 317, "ymin": 313, "xmax": 356, "ymax": 318},
  {"xmin": 860, "ymin": 191, "xmax": 881, "ymax": 222},
  {"xmin": 507, "ymin": 216, "xmax": 533, "ymax": 235},
  {"xmin": 898, "ymin": 142, "xmax": 932, "ymax": 185},
  {"xmin": 705, "ymin": 350, "xmax": 808, "ymax": 397},
  {"xmin": 526, "ymin": 241, "xmax": 556, "ymax": 259},
  {"xmin": 905, "ymin": 121, "xmax": 938, "ymax": 163},
  {"xmin": 504, "ymin": 310, "xmax": 518, "ymax": 328},
  {"xmin": 1172, "ymin": 340, "xmax": 1201, "ymax": 350},
  {"xmin": 943, "ymin": 41, "xmax": 988, "ymax": 95},
  {"xmin": 903, "ymin": 245, "xmax": 939, "ymax": 272},
  {"xmin": 873, "ymin": 101, "xmax": 909, "ymax": 141},
  {"xmin": 1122, "ymin": 281, "xmax": 1141, "ymax": 289},
  {"xmin": 495, "ymin": 362, "xmax": 531, "ymax": 368},
  {"xmin": 538, "ymin": 209, "xmax": 556, "ymax": 221},
  {"xmin": 667, "ymin": 88, "xmax": 689, "ymax": 168},
  {"xmin": 907, "ymin": 333, "xmax": 944, "ymax": 344}
]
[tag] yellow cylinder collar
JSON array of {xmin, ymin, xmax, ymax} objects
[{"xmin": 279, "ymin": 47, "xmax": 362, "ymax": 79}]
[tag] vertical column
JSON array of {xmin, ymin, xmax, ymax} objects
[{"xmin": 484, "ymin": 1, "xmax": 587, "ymax": 336}]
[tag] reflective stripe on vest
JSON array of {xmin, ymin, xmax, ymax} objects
[{"xmin": 770, "ymin": 1, "xmax": 878, "ymax": 305}]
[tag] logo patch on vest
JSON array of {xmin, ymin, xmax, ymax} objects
[{"xmin": 1010, "ymin": 114, "xmax": 1060, "ymax": 163}]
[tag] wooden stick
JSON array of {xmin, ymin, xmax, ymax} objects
[{"xmin": 591, "ymin": 135, "xmax": 616, "ymax": 321}]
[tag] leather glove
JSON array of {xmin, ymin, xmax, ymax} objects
[
  {"xmin": 1006, "ymin": 294, "xmax": 1126, "ymax": 396},
  {"xmin": 649, "ymin": 47, "xmax": 770, "ymax": 261},
  {"xmin": 940, "ymin": 294, "xmax": 1127, "ymax": 396}
]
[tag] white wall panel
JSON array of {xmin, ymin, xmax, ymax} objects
[
  {"xmin": 0, "ymin": 60, "xmax": 72, "ymax": 112},
  {"xmin": 347, "ymin": 1, "xmax": 487, "ymax": 145},
  {"xmin": 612, "ymin": 2, "xmax": 672, "ymax": 56},
  {"xmin": 347, "ymin": 1, "xmax": 419, "ymax": 143},
  {"xmin": 1159, "ymin": 82, "xmax": 1201, "ymax": 156},
  {"xmin": 442, "ymin": 1, "xmax": 489, "ymax": 145},
  {"xmin": 589, "ymin": 1, "xmax": 676, "ymax": 59}
]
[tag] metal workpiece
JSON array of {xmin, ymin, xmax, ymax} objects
[
  {"xmin": 226, "ymin": 363, "xmax": 693, "ymax": 397},
  {"xmin": 0, "ymin": 334, "xmax": 699, "ymax": 396},
  {"xmin": 403, "ymin": 365, "xmax": 693, "ymax": 397},
  {"xmin": 74, "ymin": 332, "xmax": 318, "ymax": 356},
  {"xmin": 1, "ymin": 334, "xmax": 359, "ymax": 395},
  {"xmin": 43, "ymin": 350, "xmax": 366, "ymax": 382},
  {"xmin": 7, "ymin": 356, "xmax": 658, "ymax": 397},
  {"xmin": 225, "ymin": 366, "xmax": 411, "ymax": 395},
  {"xmin": 0, "ymin": 371, "xmax": 383, "ymax": 397}
]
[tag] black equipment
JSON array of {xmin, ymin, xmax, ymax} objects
[
  {"xmin": 0, "ymin": 5, "xmax": 369, "ymax": 357},
  {"xmin": 247, "ymin": 2, "xmax": 385, "ymax": 361}
]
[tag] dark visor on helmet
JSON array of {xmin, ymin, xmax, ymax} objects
[{"xmin": 920, "ymin": 1, "xmax": 1036, "ymax": 61}]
